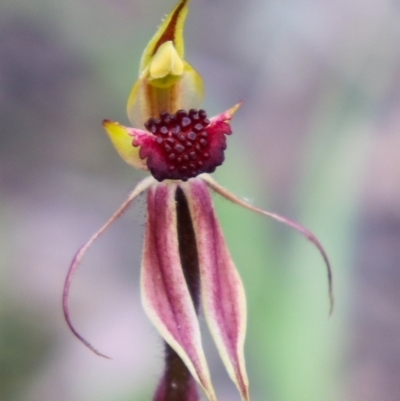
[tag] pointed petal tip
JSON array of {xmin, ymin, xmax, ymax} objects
[
  {"xmin": 212, "ymin": 101, "xmax": 243, "ymax": 124},
  {"xmin": 139, "ymin": 0, "xmax": 190, "ymax": 73},
  {"xmin": 229, "ymin": 101, "xmax": 243, "ymax": 116}
]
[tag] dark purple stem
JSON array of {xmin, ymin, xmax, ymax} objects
[
  {"xmin": 154, "ymin": 187, "xmax": 200, "ymax": 401},
  {"xmin": 176, "ymin": 186, "xmax": 201, "ymax": 312}
]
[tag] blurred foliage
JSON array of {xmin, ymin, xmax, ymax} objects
[
  {"xmin": 1, "ymin": 0, "xmax": 400, "ymax": 401},
  {"xmin": 0, "ymin": 309, "xmax": 53, "ymax": 401}
]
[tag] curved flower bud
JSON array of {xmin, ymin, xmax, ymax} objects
[{"xmin": 126, "ymin": 0, "xmax": 203, "ymax": 127}]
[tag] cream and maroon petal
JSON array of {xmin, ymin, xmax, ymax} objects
[
  {"xmin": 141, "ymin": 182, "xmax": 216, "ymax": 401},
  {"xmin": 201, "ymin": 174, "xmax": 334, "ymax": 314},
  {"xmin": 182, "ymin": 179, "xmax": 250, "ymax": 401}
]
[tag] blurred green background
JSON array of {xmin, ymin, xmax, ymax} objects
[{"xmin": 1, "ymin": 0, "xmax": 399, "ymax": 400}]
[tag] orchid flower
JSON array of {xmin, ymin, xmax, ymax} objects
[{"xmin": 63, "ymin": 1, "xmax": 333, "ymax": 400}]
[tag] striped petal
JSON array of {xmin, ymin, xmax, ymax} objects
[
  {"xmin": 141, "ymin": 182, "xmax": 216, "ymax": 401},
  {"xmin": 181, "ymin": 179, "xmax": 250, "ymax": 401}
]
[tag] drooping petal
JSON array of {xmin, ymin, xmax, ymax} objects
[
  {"xmin": 102, "ymin": 120, "xmax": 149, "ymax": 170},
  {"xmin": 201, "ymin": 174, "xmax": 334, "ymax": 314},
  {"xmin": 181, "ymin": 179, "xmax": 250, "ymax": 401},
  {"xmin": 63, "ymin": 176, "xmax": 156, "ymax": 357},
  {"xmin": 141, "ymin": 182, "xmax": 217, "ymax": 401}
]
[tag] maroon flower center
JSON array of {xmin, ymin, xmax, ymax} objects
[
  {"xmin": 144, "ymin": 109, "xmax": 216, "ymax": 180},
  {"xmin": 140, "ymin": 108, "xmax": 231, "ymax": 182},
  {"xmin": 144, "ymin": 109, "xmax": 211, "ymax": 181}
]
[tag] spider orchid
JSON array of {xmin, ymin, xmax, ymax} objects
[{"xmin": 63, "ymin": 1, "xmax": 333, "ymax": 400}]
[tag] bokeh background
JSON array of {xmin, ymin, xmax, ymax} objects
[{"xmin": 1, "ymin": 0, "xmax": 400, "ymax": 400}]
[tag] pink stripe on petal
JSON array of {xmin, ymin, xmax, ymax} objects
[
  {"xmin": 141, "ymin": 183, "xmax": 216, "ymax": 401},
  {"xmin": 182, "ymin": 179, "xmax": 250, "ymax": 401}
]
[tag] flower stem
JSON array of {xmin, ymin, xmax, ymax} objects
[
  {"xmin": 154, "ymin": 186, "xmax": 200, "ymax": 401},
  {"xmin": 175, "ymin": 186, "xmax": 200, "ymax": 312},
  {"xmin": 157, "ymin": 343, "xmax": 198, "ymax": 401}
]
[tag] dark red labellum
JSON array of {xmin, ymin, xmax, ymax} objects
[{"xmin": 139, "ymin": 109, "xmax": 230, "ymax": 181}]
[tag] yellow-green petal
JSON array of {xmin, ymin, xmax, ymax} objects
[
  {"xmin": 178, "ymin": 62, "xmax": 204, "ymax": 111},
  {"xmin": 139, "ymin": 0, "xmax": 189, "ymax": 74},
  {"xmin": 126, "ymin": 0, "xmax": 204, "ymax": 126},
  {"xmin": 149, "ymin": 40, "xmax": 184, "ymax": 80},
  {"xmin": 126, "ymin": 61, "xmax": 203, "ymax": 128},
  {"xmin": 102, "ymin": 120, "xmax": 148, "ymax": 171}
]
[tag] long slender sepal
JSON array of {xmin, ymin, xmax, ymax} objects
[
  {"xmin": 141, "ymin": 182, "xmax": 217, "ymax": 401},
  {"xmin": 62, "ymin": 176, "xmax": 155, "ymax": 358},
  {"xmin": 182, "ymin": 179, "xmax": 250, "ymax": 401},
  {"xmin": 201, "ymin": 174, "xmax": 334, "ymax": 314}
]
